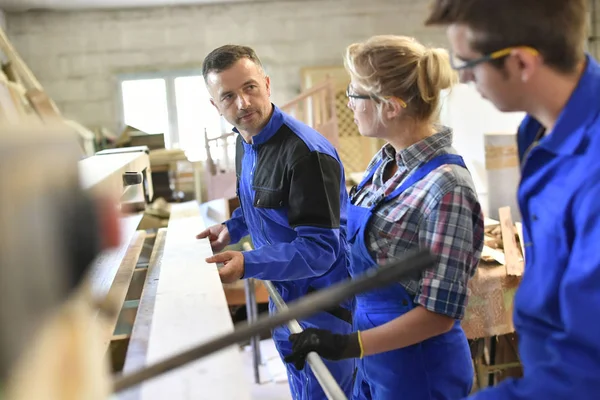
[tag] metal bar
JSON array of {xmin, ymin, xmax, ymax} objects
[
  {"xmin": 242, "ymin": 242, "xmax": 262, "ymax": 383},
  {"xmin": 249, "ymin": 280, "xmax": 262, "ymax": 366},
  {"xmin": 244, "ymin": 277, "xmax": 261, "ymax": 384},
  {"xmin": 264, "ymin": 280, "xmax": 347, "ymax": 400},
  {"xmin": 112, "ymin": 249, "xmax": 435, "ymax": 393}
]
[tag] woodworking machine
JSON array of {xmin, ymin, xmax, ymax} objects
[
  {"xmin": 0, "ymin": 123, "xmax": 155, "ymax": 399},
  {"xmin": 80, "ymin": 145, "xmax": 154, "ymax": 211},
  {"xmin": 0, "ymin": 124, "xmax": 99, "ymax": 386}
]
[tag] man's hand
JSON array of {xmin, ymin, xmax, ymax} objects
[
  {"xmin": 206, "ymin": 251, "xmax": 245, "ymax": 283},
  {"xmin": 284, "ymin": 328, "xmax": 362, "ymax": 371},
  {"xmin": 196, "ymin": 224, "xmax": 231, "ymax": 252}
]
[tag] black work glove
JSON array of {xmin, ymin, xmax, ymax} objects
[{"xmin": 284, "ymin": 328, "xmax": 362, "ymax": 370}]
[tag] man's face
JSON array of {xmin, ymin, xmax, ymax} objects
[
  {"xmin": 206, "ymin": 58, "xmax": 272, "ymax": 136},
  {"xmin": 446, "ymin": 24, "xmax": 524, "ymax": 112}
]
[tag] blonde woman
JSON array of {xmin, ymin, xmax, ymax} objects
[{"xmin": 284, "ymin": 35, "xmax": 484, "ymax": 399}]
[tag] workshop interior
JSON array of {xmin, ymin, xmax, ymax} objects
[{"xmin": 1, "ymin": 0, "xmax": 599, "ymax": 399}]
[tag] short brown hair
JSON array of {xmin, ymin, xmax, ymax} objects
[
  {"xmin": 202, "ymin": 44, "xmax": 264, "ymax": 81},
  {"xmin": 344, "ymin": 35, "xmax": 457, "ymax": 123},
  {"xmin": 425, "ymin": 0, "xmax": 588, "ymax": 73}
]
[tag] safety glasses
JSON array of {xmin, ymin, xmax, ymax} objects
[
  {"xmin": 346, "ymin": 85, "xmax": 408, "ymax": 109},
  {"xmin": 450, "ymin": 46, "xmax": 539, "ymax": 70}
]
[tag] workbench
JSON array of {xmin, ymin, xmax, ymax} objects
[
  {"xmin": 464, "ymin": 262, "xmax": 522, "ymax": 389},
  {"xmin": 85, "ymin": 202, "xmax": 251, "ymax": 400},
  {"xmin": 110, "ymin": 202, "xmax": 250, "ymax": 400},
  {"xmin": 101, "ymin": 199, "xmax": 521, "ymax": 397}
]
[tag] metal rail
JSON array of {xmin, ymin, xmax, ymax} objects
[
  {"xmin": 263, "ymin": 279, "xmax": 347, "ymax": 400},
  {"xmin": 242, "ymin": 242, "xmax": 344, "ymax": 397}
]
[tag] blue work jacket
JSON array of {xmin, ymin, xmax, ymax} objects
[
  {"xmin": 225, "ymin": 105, "xmax": 351, "ymax": 305},
  {"xmin": 470, "ymin": 55, "xmax": 600, "ymax": 398}
]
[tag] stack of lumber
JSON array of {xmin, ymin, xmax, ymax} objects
[
  {"xmin": 0, "ymin": 27, "xmax": 60, "ymax": 124},
  {"xmin": 481, "ymin": 206, "xmax": 525, "ymax": 276},
  {"xmin": 0, "ymin": 27, "xmax": 96, "ymax": 156}
]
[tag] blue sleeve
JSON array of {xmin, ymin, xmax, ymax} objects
[
  {"xmin": 242, "ymin": 151, "xmax": 344, "ymax": 281},
  {"xmin": 467, "ymin": 180, "xmax": 600, "ymax": 399},
  {"xmin": 243, "ymin": 226, "xmax": 342, "ymax": 280},
  {"xmin": 224, "ymin": 206, "xmax": 248, "ymax": 245}
]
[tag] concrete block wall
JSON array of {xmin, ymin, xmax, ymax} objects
[
  {"xmin": 5, "ymin": 0, "xmax": 446, "ymax": 132},
  {"xmin": 590, "ymin": 0, "xmax": 600, "ymax": 60}
]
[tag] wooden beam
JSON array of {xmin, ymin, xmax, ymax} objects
[
  {"xmin": 122, "ymin": 228, "xmax": 167, "ymax": 375},
  {"xmin": 99, "ymin": 230, "xmax": 146, "ymax": 352},
  {"xmin": 87, "ymin": 214, "xmax": 144, "ymax": 301},
  {"xmin": 515, "ymin": 222, "xmax": 526, "ymax": 263},
  {"xmin": 498, "ymin": 207, "xmax": 524, "ymax": 276},
  {"xmin": 129, "ymin": 203, "xmax": 251, "ymax": 399}
]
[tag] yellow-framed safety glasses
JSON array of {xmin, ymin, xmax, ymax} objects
[{"xmin": 450, "ymin": 46, "xmax": 539, "ymax": 70}]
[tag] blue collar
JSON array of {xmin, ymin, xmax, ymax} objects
[
  {"xmin": 537, "ymin": 54, "xmax": 600, "ymax": 155},
  {"xmin": 234, "ymin": 103, "xmax": 284, "ymax": 146}
]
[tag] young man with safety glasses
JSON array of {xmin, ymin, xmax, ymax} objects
[{"xmin": 426, "ymin": 0, "xmax": 600, "ymax": 398}]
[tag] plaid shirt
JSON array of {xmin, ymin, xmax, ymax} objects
[{"xmin": 353, "ymin": 127, "xmax": 484, "ymax": 319}]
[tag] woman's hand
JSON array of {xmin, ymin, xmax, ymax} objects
[{"xmin": 284, "ymin": 328, "xmax": 362, "ymax": 370}]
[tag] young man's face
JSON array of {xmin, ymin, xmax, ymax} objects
[
  {"xmin": 446, "ymin": 24, "xmax": 524, "ymax": 112},
  {"xmin": 206, "ymin": 58, "xmax": 272, "ymax": 137}
]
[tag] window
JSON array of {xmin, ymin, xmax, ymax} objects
[{"xmin": 119, "ymin": 71, "xmax": 234, "ymax": 161}]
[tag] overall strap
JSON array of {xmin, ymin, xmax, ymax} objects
[
  {"xmin": 357, "ymin": 159, "xmax": 383, "ymax": 191},
  {"xmin": 349, "ymin": 159, "xmax": 384, "ymax": 201},
  {"xmin": 383, "ymin": 154, "xmax": 466, "ymax": 203}
]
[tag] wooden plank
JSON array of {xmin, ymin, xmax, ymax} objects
[
  {"xmin": 100, "ymin": 230, "xmax": 146, "ymax": 351},
  {"xmin": 498, "ymin": 207, "xmax": 524, "ymax": 276},
  {"xmin": 135, "ymin": 202, "xmax": 251, "ymax": 400},
  {"xmin": 0, "ymin": 27, "xmax": 43, "ymax": 91},
  {"xmin": 515, "ymin": 222, "xmax": 525, "ymax": 263},
  {"xmin": 26, "ymin": 88, "xmax": 61, "ymax": 122},
  {"xmin": 481, "ymin": 245, "xmax": 506, "ymax": 265},
  {"xmin": 484, "ymin": 217, "xmax": 500, "ymax": 228},
  {"xmin": 122, "ymin": 228, "xmax": 167, "ymax": 375},
  {"xmin": 87, "ymin": 213, "xmax": 144, "ymax": 301}
]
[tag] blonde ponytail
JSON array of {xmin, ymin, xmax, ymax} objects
[
  {"xmin": 344, "ymin": 35, "xmax": 458, "ymax": 122},
  {"xmin": 417, "ymin": 48, "xmax": 457, "ymax": 104}
]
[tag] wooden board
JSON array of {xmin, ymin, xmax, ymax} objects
[
  {"xmin": 515, "ymin": 221, "xmax": 525, "ymax": 263},
  {"xmin": 481, "ymin": 245, "xmax": 506, "ymax": 265},
  {"xmin": 120, "ymin": 228, "xmax": 167, "ymax": 400},
  {"xmin": 99, "ymin": 230, "xmax": 146, "ymax": 351},
  {"xmin": 134, "ymin": 202, "xmax": 250, "ymax": 400},
  {"xmin": 87, "ymin": 213, "xmax": 144, "ymax": 301},
  {"xmin": 26, "ymin": 88, "xmax": 61, "ymax": 122},
  {"xmin": 498, "ymin": 207, "xmax": 524, "ymax": 276}
]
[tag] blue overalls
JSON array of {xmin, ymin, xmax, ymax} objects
[{"xmin": 348, "ymin": 154, "xmax": 474, "ymax": 400}]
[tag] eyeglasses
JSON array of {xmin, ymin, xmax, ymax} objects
[
  {"xmin": 450, "ymin": 46, "xmax": 539, "ymax": 70},
  {"xmin": 346, "ymin": 85, "xmax": 407, "ymax": 109}
]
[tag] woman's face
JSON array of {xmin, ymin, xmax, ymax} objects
[{"xmin": 346, "ymin": 81, "xmax": 381, "ymax": 138}]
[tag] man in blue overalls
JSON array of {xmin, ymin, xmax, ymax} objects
[
  {"xmin": 425, "ymin": 0, "xmax": 600, "ymax": 398},
  {"xmin": 196, "ymin": 45, "xmax": 354, "ymax": 399}
]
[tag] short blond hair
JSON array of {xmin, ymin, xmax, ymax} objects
[{"xmin": 344, "ymin": 35, "xmax": 457, "ymax": 122}]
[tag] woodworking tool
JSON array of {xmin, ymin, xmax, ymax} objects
[
  {"xmin": 0, "ymin": 125, "xmax": 104, "ymax": 384},
  {"xmin": 112, "ymin": 248, "xmax": 436, "ymax": 392}
]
